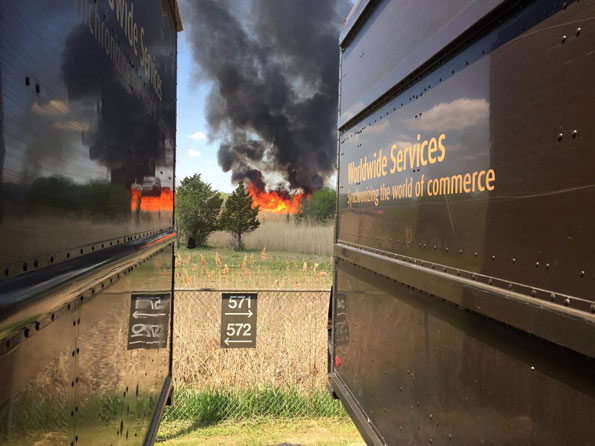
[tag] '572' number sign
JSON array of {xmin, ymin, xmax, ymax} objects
[{"xmin": 220, "ymin": 293, "xmax": 257, "ymax": 348}]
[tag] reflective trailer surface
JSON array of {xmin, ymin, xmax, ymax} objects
[
  {"xmin": 339, "ymin": 0, "xmax": 505, "ymax": 125},
  {"xmin": 337, "ymin": 0, "xmax": 595, "ymax": 305},
  {"xmin": 0, "ymin": 245, "xmax": 173, "ymax": 446},
  {"xmin": 332, "ymin": 0, "xmax": 595, "ymax": 444},
  {"xmin": 0, "ymin": 304, "xmax": 76, "ymax": 444},
  {"xmin": 0, "ymin": 0, "xmax": 177, "ymax": 443},
  {"xmin": 0, "ymin": 1, "xmax": 176, "ymax": 272},
  {"xmin": 333, "ymin": 261, "xmax": 595, "ymax": 445}
]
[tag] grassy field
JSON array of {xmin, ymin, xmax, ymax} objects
[
  {"xmin": 174, "ymin": 245, "xmax": 333, "ymax": 289},
  {"xmin": 206, "ymin": 218, "xmax": 334, "ymax": 256},
  {"xmin": 160, "ymin": 221, "xmax": 363, "ymax": 445}
]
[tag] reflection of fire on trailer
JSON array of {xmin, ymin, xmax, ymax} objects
[
  {"xmin": 131, "ymin": 177, "xmax": 174, "ymax": 213},
  {"xmin": 329, "ymin": 1, "xmax": 595, "ymax": 445},
  {"xmin": 0, "ymin": 1, "xmax": 181, "ymax": 445}
]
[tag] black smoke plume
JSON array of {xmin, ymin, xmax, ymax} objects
[{"xmin": 183, "ymin": 0, "xmax": 350, "ymax": 193}]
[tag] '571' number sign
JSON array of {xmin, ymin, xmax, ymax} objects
[{"xmin": 220, "ymin": 293, "xmax": 257, "ymax": 348}]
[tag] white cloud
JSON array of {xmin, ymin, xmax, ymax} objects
[
  {"xmin": 409, "ymin": 98, "xmax": 489, "ymax": 133},
  {"xmin": 188, "ymin": 149, "xmax": 202, "ymax": 157},
  {"xmin": 188, "ymin": 131, "xmax": 207, "ymax": 140}
]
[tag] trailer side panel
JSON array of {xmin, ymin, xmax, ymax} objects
[{"xmin": 331, "ymin": 0, "xmax": 595, "ymax": 444}]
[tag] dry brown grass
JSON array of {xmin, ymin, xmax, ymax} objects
[
  {"xmin": 172, "ymin": 245, "xmax": 333, "ymax": 392},
  {"xmin": 207, "ymin": 220, "xmax": 334, "ymax": 256},
  {"xmin": 172, "ymin": 290, "xmax": 329, "ymax": 392}
]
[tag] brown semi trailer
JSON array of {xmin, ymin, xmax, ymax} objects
[
  {"xmin": 329, "ymin": 0, "xmax": 595, "ymax": 444},
  {"xmin": 0, "ymin": 1, "xmax": 181, "ymax": 444}
]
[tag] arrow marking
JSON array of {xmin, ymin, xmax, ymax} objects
[
  {"xmin": 128, "ymin": 340, "xmax": 164, "ymax": 345},
  {"xmin": 133, "ymin": 311, "xmax": 167, "ymax": 318},
  {"xmin": 224, "ymin": 309, "xmax": 253, "ymax": 317},
  {"xmin": 224, "ymin": 337, "xmax": 253, "ymax": 346}
]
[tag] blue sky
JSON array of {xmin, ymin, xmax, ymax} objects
[{"xmin": 176, "ymin": 32, "xmax": 233, "ymax": 192}]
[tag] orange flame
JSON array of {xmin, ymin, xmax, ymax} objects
[
  {"xmin": 130, "ymin": 187, "xmax": 174, "ymax": 212},
  {"xmin": 247, "ymin": 182, "xmax": 304, "ymax": 214}
]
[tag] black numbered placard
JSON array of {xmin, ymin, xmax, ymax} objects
[
  {"xmin": 220, "ymin": 293, "xmax": 257, "ymax": 348},
  {"xmin": 127, "ymin": 293, "xmax": 170, "ymax": 350}
]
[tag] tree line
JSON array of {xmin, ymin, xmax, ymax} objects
[{"xmin": 176, "ymin": 175, "xmax": 336, "ymax": 250}]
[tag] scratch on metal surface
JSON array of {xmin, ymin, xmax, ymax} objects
[
  {"xmin": 490, "ymin": 184, "xmax": 595, "ymax": 201},
  {"xmin": 443, "ymin": 195, "xmax": 456, "ymax": 237},
  {"xmin": 521, "ymin": 17, "xmax": 595, "ymax": 40}
]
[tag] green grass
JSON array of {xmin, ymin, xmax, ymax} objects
[
  {"xmin": 157, "ymin": 388, "xmax": 356, "ymax": 445},
  {"xmin": 174, "ymin": 245, "xmax": 333, "ymax": 289},
  {"xmin": 178, "ymin": 245, "xmax": 332, "ymax": 271},
  {"xmin": 162, "ymin": 387, "xmax": 347, "ymax": 425}
]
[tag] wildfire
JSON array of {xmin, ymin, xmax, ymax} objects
[
  {"xmin": 247, "ymin": 182, "xmax": 305, "ymax": 214},
  {"xmin": 130, "ymin": 187, "xmax": 174, "ymax": 212}
]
